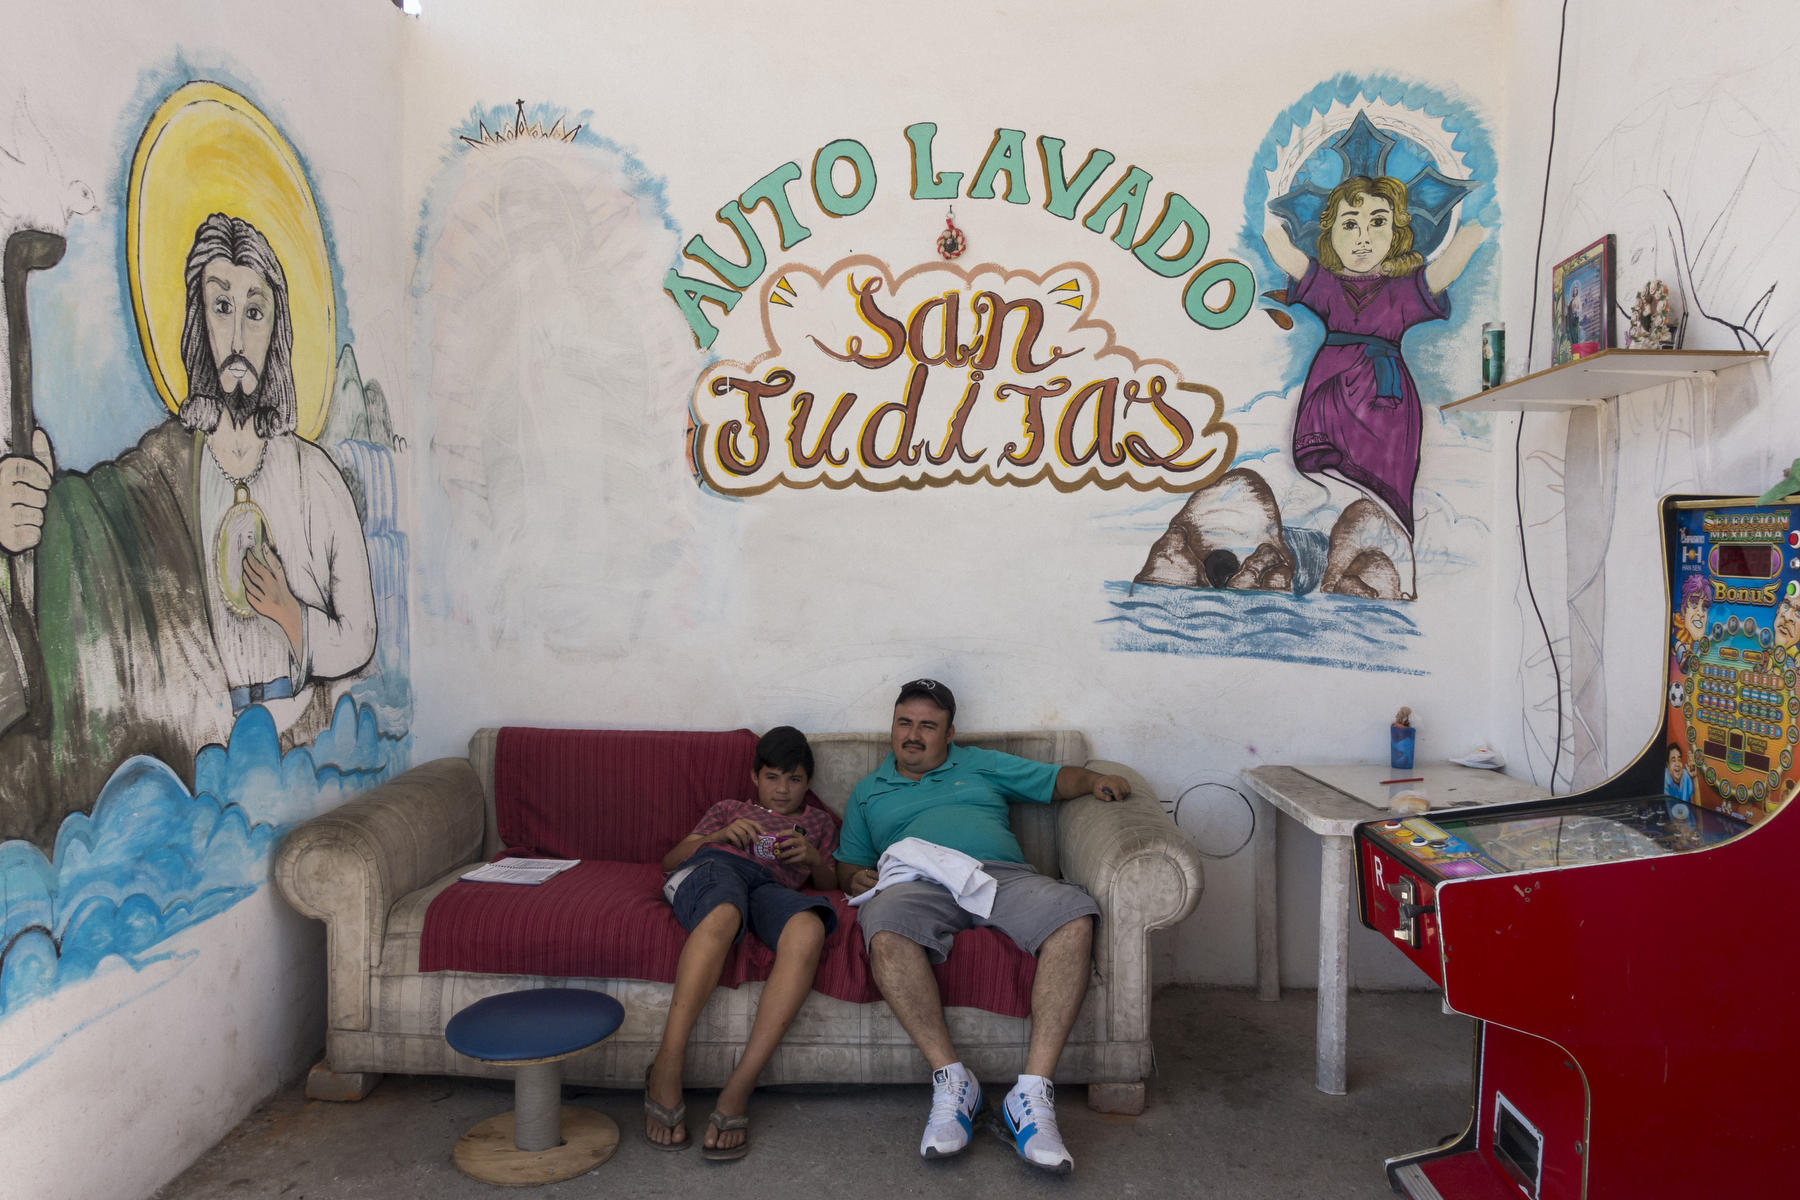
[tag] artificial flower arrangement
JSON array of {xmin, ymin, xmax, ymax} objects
[{"xmin": 1627, "ymin": 279, "xmax": 1676, "ymax": 349}]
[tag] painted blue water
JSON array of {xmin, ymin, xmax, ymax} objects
[
  {"xmin": 1101, "ymin": 580, "xmax": 1426, "ymax": 675},
  {"xmin": 0, "ymin": 696, "xmax": 409, "ymax": 1028}
]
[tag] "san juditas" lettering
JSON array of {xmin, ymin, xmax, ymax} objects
[{"xmin": 705, "ymin": 283, "xmax": 1212, "ymax": 478}]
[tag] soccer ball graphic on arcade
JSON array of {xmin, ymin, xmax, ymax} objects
[{"xmin": 1669, "ymin": 681, "xmax": 1685, "ymax": 709}]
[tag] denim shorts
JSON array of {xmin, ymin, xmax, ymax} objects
[
  {"xmin": 667, "ymin": 847, "xmax": 837, "ymax": 949},
  {"xmin": 853, "ymin": 859, "xmax": 1098, "ymax": 963}
]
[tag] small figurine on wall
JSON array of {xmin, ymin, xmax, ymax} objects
[
  {"xmin": 1627, "ymin": 278, "xmax": 1678, "ymax": 349},
  {"xmin": 936, "ymin": 207, "xmax": 966, "ymax": 260}
]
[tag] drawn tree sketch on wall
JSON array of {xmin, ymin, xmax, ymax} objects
[
  {"xmin": 0, "ymin": 80, "xmax": 410, "ymax": 1037},
  {"xmin": 1518, "ymin": 58, "xmax": 1799, "ymax": 790},
  {"xmin": 1, "ymin": 96, "xmax": 98, "ymax": 424}
]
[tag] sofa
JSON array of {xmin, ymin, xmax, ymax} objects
[{"xmin": 274, "ymin": 725, "xmax": 1203, "ymax": 1113}]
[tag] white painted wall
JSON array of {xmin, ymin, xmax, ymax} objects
[
  {"xmin": 22, "ymin": 1, "xmax": 1790, "ymax": 1193},
  {"xmin": 4, "ymin": 893, "xmax": 328, "ymax": 1200},
  {"xmin": 401, "ymin": 0, "xmax": 1512, "ymax": 992},
  {"xmin": 1489, "ymin": 1, "xmax": 1800, "ymax": 793},
  {"xmin": 0, "ymin": 5, "xmax": 409, "ymax": 1200}
]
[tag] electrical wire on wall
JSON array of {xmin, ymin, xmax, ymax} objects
[
  {"xmin": 1166, "ymin": 780, "xmax": 1259, "ymax": 859},
  {"xmin": 1516, "ymin": 0, "xmax": 1574, "ymax": 793}
]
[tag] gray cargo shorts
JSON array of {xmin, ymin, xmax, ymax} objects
[{"xmin": 853, "ymin": 860, "xmax": 1099, "ymax": 962}]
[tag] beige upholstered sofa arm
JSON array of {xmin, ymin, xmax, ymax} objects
[
  {"xmin": 1057, "ymin": 759, "xmax": 1203, "ymax": 1045},
  {"xmin": 274, "ymin": 758, "xmax": 486, "ymax": 1032}
]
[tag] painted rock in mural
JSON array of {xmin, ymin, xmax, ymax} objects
[
  {"xmin": 1321, "ymin": 498, "xmax": 1407, "ymax": 600},
  {"xmin": 1134, "ymin": 468, "xmax": 1295, "ymax": 592}
]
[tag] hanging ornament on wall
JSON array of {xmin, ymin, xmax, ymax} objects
[{"xmin": 936, "ymin": 206, "xmax": 967, "ymax": 260}]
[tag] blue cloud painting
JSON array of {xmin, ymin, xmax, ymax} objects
[{"xmin": 0, "ymin": 696, "xmax": 406, "ymax": 1034}]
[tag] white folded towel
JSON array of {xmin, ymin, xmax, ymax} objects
[{"xmin": 846, "ymin": 837, "xmax": 997, "ymax": 918}]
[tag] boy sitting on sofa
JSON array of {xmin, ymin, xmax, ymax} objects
[{"xmin": 643, "ymin": 725, "xmax": 839, "ymax": 1159}]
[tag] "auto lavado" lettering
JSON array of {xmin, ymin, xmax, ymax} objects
[{"xmin": 666, "ymin": 123, "xmax": 1255, "ymax": 349}]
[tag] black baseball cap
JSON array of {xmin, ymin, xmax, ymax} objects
[{"xmin": 895, "ymin": 678, "xmax": 955, "ymax": 723}]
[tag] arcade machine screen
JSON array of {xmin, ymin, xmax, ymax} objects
[
  {"xmin": 1670, "ymin": 502, "xmax": 1800, "ymax": 824},
  {"xmin": 1373, "ymin": 798, "xmax": 1742, "ymax": 881}
]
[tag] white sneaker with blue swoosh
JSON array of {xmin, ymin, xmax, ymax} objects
[
  {"xmin": 920, "ymin": 1063, "xmax": 982, "ymax": 1158},
  {"xmin": 1003, "ymin": 1075, "xmax": 1073, "ymax": 1174}
]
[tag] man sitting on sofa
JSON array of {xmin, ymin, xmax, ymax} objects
[{"xmin": 835, "ymin": 678, "xmax": 1131, "ymax": 1175}]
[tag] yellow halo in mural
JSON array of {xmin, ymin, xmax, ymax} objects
[{"xmin": 126, "ymin": 82, "xmax": 335, "ymax": 440}]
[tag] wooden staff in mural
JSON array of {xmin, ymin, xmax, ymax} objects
[
  {"xmin": 0, "ymin": 84, "xmax": 376, "ymax": 851},
  {"xmin": 0, "ymin": 228, "xmax": 64, "ymax": 731},
  {"xmin": 1263, "ymin": 175, "xmax": 1485, "ymax": 598}
]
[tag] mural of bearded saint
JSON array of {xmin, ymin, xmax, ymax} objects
[{"xmin": 0, "ymin": 213, "xmax": 375, "ymax": 849}]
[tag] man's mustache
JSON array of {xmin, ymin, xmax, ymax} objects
[{"xmin": 216, "ymin": 354, "xmax": 260, "ymax": 388}]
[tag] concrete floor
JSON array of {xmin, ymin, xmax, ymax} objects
[{"xmin": 152, "ymin": 986, "xmax": 1473, "ymax": 1199}]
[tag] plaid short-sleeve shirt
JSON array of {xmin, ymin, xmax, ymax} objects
[{"xmin": 686, "ymin": 799, "xmax": 839, "ymax": 890}]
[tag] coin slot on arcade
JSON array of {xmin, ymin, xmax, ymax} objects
[{"xmin": 1492, "ymin": 1093, "xmax": 1544, "ymax": 1200}]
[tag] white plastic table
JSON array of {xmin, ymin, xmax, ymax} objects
[{"xmin": 1240, "ymin": 763, "xmax": 1546, "ymax": 1095}]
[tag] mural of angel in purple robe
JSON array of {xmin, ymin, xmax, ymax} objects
[
  {"xmin": 1107, "ymin": 87, "xmax": 1497, "ymax": 672},
  {"xmin": 1263, "ymin": 173, "xmax": 1484, "ymax": 595},
  {"xmin": 1255, "ymin": 108, "xmax": 1488, "ymax": 598}
]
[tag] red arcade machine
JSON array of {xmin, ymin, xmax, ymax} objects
[{"xmin": 1355, "ymin": 496, "xmax": 1800, "ymax": 1199}]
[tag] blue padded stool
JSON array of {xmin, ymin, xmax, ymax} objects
[{"xmin": 445, "ymin": 988, "xmax": 625, "ymax": 1185}]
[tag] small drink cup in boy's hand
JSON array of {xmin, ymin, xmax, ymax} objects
[{"xmin": 775, "ymin": 825, "xmax": 818, "ymax": 866}]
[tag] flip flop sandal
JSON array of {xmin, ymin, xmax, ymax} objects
[
  {"xmin": 702, "ymin": 1109, "xmax": 751, "ymax": 1161},
  {"xmin": 642, "ymin": 1067, "xmax": 692, "ymax": 1151}
]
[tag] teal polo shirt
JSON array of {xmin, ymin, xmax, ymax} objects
[{"xmin": 838, "ymin": 744, "xmax": 1060, "ymax": 867}]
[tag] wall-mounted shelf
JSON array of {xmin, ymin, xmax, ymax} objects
[{"xmin": 1443, "ymin": 348, "xmax": 1767, "ymax": 413}]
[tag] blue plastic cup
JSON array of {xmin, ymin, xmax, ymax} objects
[{"xmin": 1390, "ymin": 725, "xmax": 1416, "ymax": 770}]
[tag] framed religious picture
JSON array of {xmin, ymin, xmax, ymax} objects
[{"xmin": 1551, "ymin": 235, "xmax": 1615, "ymax": 365}]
